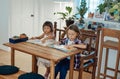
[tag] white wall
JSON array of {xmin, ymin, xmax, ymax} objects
[
  {"xmin": 0, "ymin": 0, "xmax": 10, "ymax": 50},
  {"xmin": 38, "ymin": 0, "xmax": 74, "ymax": 31},
  {"xmin": 9, "ymin": 0, "xmax": 74, "ymax": 37},
  {"xmin": 0, "ymin": 0, "xmax": 74, "ymax": 50}
]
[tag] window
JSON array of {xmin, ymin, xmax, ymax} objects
[{"xmin": 74, "ymin": 0, "xmax": 104, "ymax": 18}]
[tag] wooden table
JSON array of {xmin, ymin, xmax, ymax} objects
[{"xmin": 4, "ymin": 42, "xmax": 82, "ymax": 79}]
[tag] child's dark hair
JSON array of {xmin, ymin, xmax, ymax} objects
[
  {"xmin": 67, "ymin": 24, "xmax": 80, "ymax": 35},
  {"xmin": 42, "ymin": 21, "xmax": 53, "ymax": 32}
]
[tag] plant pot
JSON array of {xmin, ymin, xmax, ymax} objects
[
  {"xmin": 65, "ymin": 20, "xmax": 74, "ymax": 27},
  {"xmin": 79, "ymin": 18, "xmax": 84, "ymax": 24}
]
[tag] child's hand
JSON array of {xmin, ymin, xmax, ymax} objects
[
  {"xmin": 30, "ymin": 37, "xmax": 36, "ymax": 39},
  {"xmin": 41, "ymin": 39, "xmax": 46, "ymax": 43},
  {"xmin": 54, "ymin": 41, "xmax": 60, "ymax": 45},
  {"xmin": 65, "ymin": 45, "xmax": 74, "ymax": 49}
]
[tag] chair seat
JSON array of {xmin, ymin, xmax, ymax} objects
[
  {"xmin": 74, "ymin": 59, "xmax": 95, "ymax": 73},
  {"xmin": 18, "ymin": 72, "xmax": 45, "ymax": 79},
  {"xmin": 103, "ymin": 40, "xmax": 118, "ymax": 50},
  {"xmin": 0, "ymin": 63, "xmax": 25, "ymax": 79},
  {"xmin": 0, "ymin": 70, "xmax": 25, "ymax": 79},
  {"xmin": 0, "ymin": 65, "xmax": 19, "ymax": 75}
]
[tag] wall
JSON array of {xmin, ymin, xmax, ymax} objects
[
  {"xmin": 0, "ymin": 0, "xmax": 10, "ymax": 50},
  {"xmin": 0, "ymin": 0, "xmax": 74, "ymax": 50},
  {"xmin": 9, "ymin": 0, "xmax": 74, "ymax": 38},
  {"xmin": 37, "ymin": 0, "xmax": 73, "ymax": 33}
]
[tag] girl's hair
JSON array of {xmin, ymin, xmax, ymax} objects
[
  {"xmin": 67, "ymin": 24, "xmax": 80, "ymax": 35},
  {"xmin": 42, "ymin": 21, "xmax": 53, "ymax": 32}
]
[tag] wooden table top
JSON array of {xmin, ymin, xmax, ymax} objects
[{"xmin": 4, "ymin": 42, "xmax": 82, "ymax": 62}]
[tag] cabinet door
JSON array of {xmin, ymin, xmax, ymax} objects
[{"xmin": 10, "ymin": 0, "xmax": 39, "ymax": 37}]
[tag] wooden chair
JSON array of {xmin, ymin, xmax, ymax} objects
[
  {"xmin": 97, "ymin": 28, "xmax": 120, "ymax": 79},
  {"xmin": 54, "ymin": 22, "xmax": 66, "ymax": 41},
  {"xmin": 73, "ymin": 28, "xmax": 100, "ymax": 79},
  {"xmin": 54, "ymin": 22, "xmax": 101, "ymax": 79}
]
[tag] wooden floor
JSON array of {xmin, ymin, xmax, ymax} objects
[{"xmin": 0, "ymin": 49, "xmax": 92, "ymax": 79}]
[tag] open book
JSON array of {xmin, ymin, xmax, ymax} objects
[
  {"xmin": 27, "ymin": 39, "xmax": 54, "ymax": 46},
  {"xmin": 49, "ymin": 45, "xmax": 77, "ymax": 52}
]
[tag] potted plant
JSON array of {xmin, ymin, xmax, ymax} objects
[
  {"xmin": 75, "ymin": 0, "xmax": 88, "ymax": 24},
  {"xmin": 109, "ymin": 2, "xmax": 120, "ymax": 21},
  {"xmin": 54, "ymin": 6, "xmax": 75, "ymax": 27},
  {"xmin": 97, "ymin": 3, "xmax": 107, "ymax": 14}
]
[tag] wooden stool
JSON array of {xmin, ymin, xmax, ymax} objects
[{"xmin": 97, "ymin": 28, "xmax": 120, "ymax": 79}]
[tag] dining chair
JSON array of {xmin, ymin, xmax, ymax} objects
[
  {"xmin": 54, "ymin": 22, "xmax": 66, "ymax": 41},
  {"xmin": 73, "ymin": 28, "xmax": 100, "ymax": 79},
  {"xmin": 97, "ymin": 28, "xmax": 120, "ymax": 79},
  {"xmin": 54, "ymin": 21, "xmax": 101, "ymax": 79}
]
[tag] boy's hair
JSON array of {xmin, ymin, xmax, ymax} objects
[
  {"xmin": 42, "ymin": 21, "xmax": 53, "ymax": 32},
  {"xmin": 67, "ymin": 24, "xmax": 80, "ymax": 35}
]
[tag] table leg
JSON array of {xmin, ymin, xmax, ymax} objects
[
  {"xmin": 32, "ymin": 55, "xmax": 38, "ymax": 73},
  {"xmin": 69, "ymin": 55, "xmax": 74, "ymax": 79},
  {"xmin": 11, "ymin": 48, "xmax": 15, "ymax": 66},
  {"xmin": 50, "ymin": 60, "xmax": 55, "ymax": 79}
]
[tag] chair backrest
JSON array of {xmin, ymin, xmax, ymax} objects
[
  {"xmin": 54, "ymin": 22, "xmax": 66, "ymax": 41},
  {"xmin": 100, "ymin": 28, "xmax": 120, "ymax": 50},
  {"xmin": 101, "ymin": 28, "xmax": 120, "ymax": 39},
  {"xmin": 79, "ymin": 28, "xmax": 100, "ymax": 56}
]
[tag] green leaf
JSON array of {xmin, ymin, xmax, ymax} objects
[{"xmin": 66, "ymin": 6, "xmax": 72, "ymax": 14}]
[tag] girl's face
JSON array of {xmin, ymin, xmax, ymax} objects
[
  {"xmin": 67, "ymin": 29, "xmax": 78, "ymax": 41},
  {"xmin": 43, "ymin": 26, "xmax": 51, "ymax": 34}
]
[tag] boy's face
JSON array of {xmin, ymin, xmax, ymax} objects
[
  {"xmin": 43, "ymin": 26, "xmax": 51, "ymax": 34},
  {"xmin": 67, "ymin": 29, "xmax": 78, "ymax": 41}
]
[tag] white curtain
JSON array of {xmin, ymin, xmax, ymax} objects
[{"xmin": 73, "ymin": 0, "xmax": 80, "ymax": 14}]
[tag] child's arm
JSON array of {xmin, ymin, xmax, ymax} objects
[
  {"xmin": 31, "ymin": 33, "xmax": 44, "ymax": 39},
  {"xmin": 65, "ymin": 44, "xmax": 86, "ymax": 49},
  {"xmin": 72, "ymin": 44, "xmax": 86, "ymax": 49},
  {"xmin": 41, "ymin": 33, "xmax": 55, "ymax": 43},
  {"xmin": 43, "ymin": 35, "xmax": 55, "ymax": 40}
]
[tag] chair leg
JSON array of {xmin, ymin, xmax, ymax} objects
[
  {"xmin": 92, "ymin": 66, "xmax": 96, "ymax": 79},
  {"xmin": 92, "ymin": 58, "xmax": 97, "ymax": 79},
  {"xmin": 97, "ymin": 45, "xmax": 104, "ymax": 79},
  {"xmin": 103, "ymin": 48, "xmax": 109, "ymax": 79},
  {"xmin": 78, "ymin": 60, "xmax": 84, "ymax": 79},
  {"xmin": 114, "ymin": 51, "xmax": 120, "ymax": 79}
]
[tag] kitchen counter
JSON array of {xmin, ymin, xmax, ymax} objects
[{"xmin": 85, "ymin": 18, "xmax": 120, "ymax": 30}]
